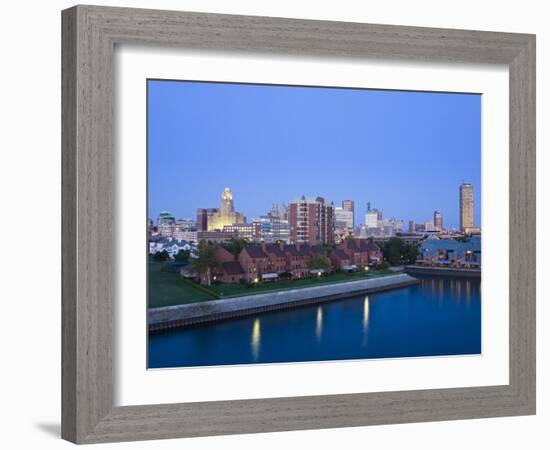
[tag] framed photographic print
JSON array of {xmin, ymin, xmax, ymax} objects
[{"xmin": 62, "ymin": 5, "xmax": 536, "ymax": 444}]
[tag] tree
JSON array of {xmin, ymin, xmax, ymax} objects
[
  {"xmin": 222, "ymin": 238, "xmax": 248, "ymax": 259},
  {"xmin": 191, "ymin": 242, "xmax": 221, "ymax": 286},
  {"xmin": 153, "ymin": 250, "xmax": 170, "ymax": 262},
  {"xmin": 323, "ymin": 243, "xmax": 336, "ymax": 254},
  {"xmin": 308, "ymin": 253, "xmax": 331, "ymax": 271},
  {"xmin": 383, "ymin": 237, "xmax": 406, "ymax": 266},
  {"xmin": 404, "ymin": 244, "xmax": 419, "ymax": 264},
  {"xmin": 174, "ymin": 249, "xmax": 190, "ymax": 263},
  {"xmin": 381, "ymin": 237, "xmax": 419, "ymax": 266}
]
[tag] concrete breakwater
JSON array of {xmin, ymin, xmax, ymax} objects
[
  {"xmin": 148, "ymin": 274, "xmax": 419, "ymax": 332},
  {"xmin": 404, "ymin": 265, "xmax": 481, "ymax": 278}
]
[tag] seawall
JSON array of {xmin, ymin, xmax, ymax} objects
[
  {"xmin": 149, "ymin": 273, "xmax": 419, "ymax": 332},
  {"xmin": 404, "ymin": 265, "xmax": 481, "ymax": 278}
]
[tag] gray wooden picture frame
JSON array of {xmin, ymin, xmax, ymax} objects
[{"xmin": 62, "ymin": 4, "xmax": 536, "ymax": 444}]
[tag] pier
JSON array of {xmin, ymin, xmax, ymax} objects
[{"xmin": 148, "ymin": 273, "xmax": 419, "ymax": 332}]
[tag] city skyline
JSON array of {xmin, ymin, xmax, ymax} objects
[
  {"xmin": 148, "ymin": 80, "xmax": 481, "ymax": 229},
  {"xmin": 151, "ymin": 183, "xmax": 476, "ymax": 234}
]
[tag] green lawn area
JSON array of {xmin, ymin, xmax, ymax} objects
[
  {"xmin": 148, "ymin": 262, "xmax": 217, "ymax": 308},
  {"xmin": 148, "ymin": 261, "xmax": 395, "ymax": 308},
  {"xmin": 210, "ymin": 269, "xmax": 394, "ymax": 298}
]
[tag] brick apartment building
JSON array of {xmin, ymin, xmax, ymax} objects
[
  {"xmin": 198, "ymin": 239, "xmax": 383, "ymax": 285},
  {"xmin": 330, "ymin": 239, "xmax": 383, "ymax": 270},
  {"xmin": 238, "ymin": 245, "xmax": 270, "ymax": 282},
  {"xmin": 289, "ymin": 196, "xmax": 335, "ymax": 245}
]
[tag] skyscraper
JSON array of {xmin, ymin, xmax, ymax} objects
[
  {"xmin": 365, "ymin": 204, "xmax": 381, "ymax": 229},
  {"xmin": 408, "ymin": 220, "xmax": 414, "ymax": 233},
  {"xmin": 289, "ymin": 196, "xmax": 334, "ymax": 245},
  {"xmin": 459, "ymin": 183, "xmax": 475, "ymax": 232},
  {"xmin": 340, "ymin": 200, "xmax": 355, "ymax": 229},
  {"xmin": 335, "ymin": 207, "xmax": 354, "ymax": 231},
  {"xmin": 196, "ymin": 207, "xmax": 219, "ymax": 231},
  {"xmin": 207, "ymin": 188, "xmax": 246, "ymax": 231},
  {"xmin": 196, "ymin": 208, "xmax": 207, "ymax": 231},
  {"xmin": 342, "ymin": 200, "xmax": 354, "ymax": 212},
  {"xmin": 434, "ymin": 210, "xmax": 443, "ymax": 231}
]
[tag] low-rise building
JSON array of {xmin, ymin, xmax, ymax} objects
[
  {"xmin": 197, "ymin": 230, "xmax": 237, "ymax": 243},
  {"xmin": 284, "ymin": 243, "xmax": 313, "ymax": 279},
  {"xmin": 222, "ymin": 223, "xmax": 261, "ymax": 241},
  {"xmin": 174, "ymin": 230, "xmax": 198, "ymax": 243},
  {"xmin": 238, "ymin": 245, "xmax": 270, "ymax": 282},
  {"xmin": 335, "ymin": 239, "xmax": 383, "ymax": 269},
  {"xmin": 191, "ymin": 239, "xmax": 384, "ymax": 285},
  {"xmin": 261, "ymin": 243, "xmax": 289, "ymax": 276},
  {"xmin": 218, "ymin": 261, "xmax": 245, "ymax": 283},
  {"xmin": 416, "ymin": 235, "xmax": 481, "ymax": 268},
  {"xmin": 330, "ymin": 249, "xmax": 354, "ymax": 271},
  {"xmin": 149, "ymin": 237, "xmax": 193, "ymax": 258}
]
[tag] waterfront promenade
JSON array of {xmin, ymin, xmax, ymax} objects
[{"xmin": 149, "ymin": 273, "xmax": 419, "ymax": 331}]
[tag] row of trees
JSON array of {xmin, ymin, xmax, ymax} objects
[{"xmin": 152, "ymin": 249, "xmax": 191, "ymax": 263}]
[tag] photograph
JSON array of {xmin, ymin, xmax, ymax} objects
[
  {"xmin": 146, "ymin": 79, "xmax": 482, "ymax": 368},
  {"xmin": 1, "ymin": 0, "xmax": 541, "ymax": 446}
]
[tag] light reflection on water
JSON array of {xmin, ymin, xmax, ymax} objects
[
  {"xmin": 363, "ymin": 296, "xmax": 370, "ymax": 333},
  {"xmin": 149, "ymin": 276, "xmax": 481, "ymax": 368},
  {"xmin": 251, "ymin": 318, "xmax": 261, "ymax": 361},
  {"xmin": 438, "ymin": 279, "xmax": 444, "ymax": 304},
  {"xmin": 316, "ymin": 306, "xmax": 323, "ymax": 343},
  {"xmin": 361, "ymin": 295, "xmax": 370, "ymax": 347}
]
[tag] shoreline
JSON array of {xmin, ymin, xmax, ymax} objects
[
  {"xmin": 404, "ymin": 265, "xmax": 481, "ymax": 278},
  {"xmin": 148, "ymin": 273, "xmax": 419, "ymax": 332}
]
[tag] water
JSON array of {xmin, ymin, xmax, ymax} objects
[{"xmin": 148, "ymin": 276, "xmax": 481, "ymax": 368}]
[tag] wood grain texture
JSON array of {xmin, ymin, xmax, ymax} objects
[{"xmin": 61, "ymin": 4, "xmax": 536, "ymax": 444}]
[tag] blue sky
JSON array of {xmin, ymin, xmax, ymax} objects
[{"xmin": 148, "ymin": 80, "xmax": 481, "ymax": 230}]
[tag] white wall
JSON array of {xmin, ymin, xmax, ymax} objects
[{"xmin": 0, "ymin": 0, "xmax": 546, "ymax": 448}]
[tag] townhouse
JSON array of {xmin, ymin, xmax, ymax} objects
[{"xmin": 191, "ymin": 239, "xmax": 384, "ymax": 285}]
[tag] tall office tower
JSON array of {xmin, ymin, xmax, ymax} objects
[
  {"xmin": 342, "ymin": 200, "xmax": 354, "ymax": 212},
  {"xmin": 434, "ymin": 210, "xmax": 444, "ymax": 231},
  {"xmin": 219, "ymin": 187, "xmax": 234, "ymax": 216},
  {"xmin": 424, "ymin": 220, "xmax": 436, "ymax": 232},
  {"xmin": 289, "ymin": 196, "xmax": 334, "ymax": 245},
  {"xmin": 365, "ymin": 208, "xmax": 381, "ymax": 228},
  {"xmin": 335, "ymin": 207, "xmax": 354, "ymax": 231},
  {"xmin": 408, "ymin": 220, "xmax": 414, "ymax": 233},
  {"xmin": 196, "ymin": 208, "xmax": 207, "ymax": 231},
  {"xmin": 253, "ymin": 214, "xmax": 290, "ymax": 243},
  {"xmin": 341, "ymin": 200, "xmax": 355, "ymax": 230},
  {"xmin": 459, "ymin": 183, "xmax": 475, "ymax": 232},
  {"xmin": 270, "ymin": 202, "xmax": 281, "ymax": 218}
]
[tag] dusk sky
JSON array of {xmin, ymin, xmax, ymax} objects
[{"xmin": 148, "ymin": 79, "xmax": 481, "ymax": 230}]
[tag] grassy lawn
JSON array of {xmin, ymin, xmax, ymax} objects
[
  {"xmin": 148, "ymin": 262, "xmax": 217, "ymax": 308},
  {"xmin": 148, "ymin": 261, "xmax": 395, "ymax": 307},
  {"xmin": 210, "ymin": 269, "xmax": 394, "ymax": 298}
]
